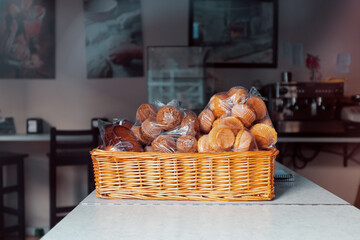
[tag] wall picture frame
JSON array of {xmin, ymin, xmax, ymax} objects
[
  {"xmin": 189, "ymin": 0, "xmax": 278, "ymax": 68},
  {"xmin": 0, "ymin": 0, "xmax": 56, "ymax": 78}
]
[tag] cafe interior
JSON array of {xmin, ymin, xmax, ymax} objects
[{"xmin": 0, "ymin": 0, "xmax": 360, "ymax": 239}]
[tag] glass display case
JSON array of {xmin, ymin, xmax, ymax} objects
[{"xmin": 147, "ymin": 46, "xmax": 214, "ymax": 112}]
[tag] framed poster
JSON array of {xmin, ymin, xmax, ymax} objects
[
  {"xmin": 83, "ymin": 0, "xmax": 144, "ymax": 78},
  {"xmin": 189, "ymin": 0, "xmax": 278, "ymax": 68},
  {"xmin": 0, "ymin": 0, "xmax": 55, "ymax": 78}
]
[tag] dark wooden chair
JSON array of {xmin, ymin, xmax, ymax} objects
[
  {"xmin": 49, "ymin": 127, "xmax": 98, "ymax": 228},
  {"xmin": 0, "ymin": 152, "xmax": 27, "ymax": 240}
]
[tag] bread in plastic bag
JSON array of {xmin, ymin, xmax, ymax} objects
[
  {"xmin": 197, "ymin": 86, "xmax": 277, "ymax": 151},
  {"xmin": 98, "ymin": 119, "xmax": 143, "ymax": 152}
]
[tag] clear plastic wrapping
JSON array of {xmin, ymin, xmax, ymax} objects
[
  {"xmin": 98, "ymin": 86, "xmax": 277, "ymax": 153},
  {"xmin": 98, "ymin": 119, "xmax": 143, "ymax": 152},
  {"xmin": 197, "ymin": 86, "xmax": 277, "ymax": 152}
]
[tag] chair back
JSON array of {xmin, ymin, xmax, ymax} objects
[{"xmin": 49, "ymin": 127, "xmax": 98, "ymax": 162}]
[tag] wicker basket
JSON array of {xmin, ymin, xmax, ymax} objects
[{"xmin": 91, "ymin": 149, "xmax": 278, "ymax": 201}]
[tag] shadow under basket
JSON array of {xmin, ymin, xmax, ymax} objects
[{"xmin": 90, "ymin": 149, "xmax": 279, "ymax": 201}]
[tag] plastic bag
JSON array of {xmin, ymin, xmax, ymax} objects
[
  {"xmin": 98, "ymin": 118, "xmax": 143, "ymax": 152},
  {"xmin": 99, "ymin": 86, "xmax": 277, "ymax": 153},
  {"xmin": 130, "ymin": 100, "xmax": 199, "ymax": 153},
  {"xmin": 197, "ymin": 86, "xmax": 277, "ymax": 152}
]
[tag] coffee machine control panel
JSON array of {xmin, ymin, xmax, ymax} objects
[
  {"xmin": 264, "ymin": 82, "xmax": 345, "ymax": 123},
  {"xmin": 277, "ymin": 82, "xmax": 344, "ymax": 99}
]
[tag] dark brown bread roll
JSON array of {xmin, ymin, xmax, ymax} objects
[
  {"xmin": 114, "ymin": 119, "xmax": 134, "ymax": 130},
  {"xmin": 156, "ymin": 106, "xmax": 182, "ymax": 131},
  {"xmin": 131, "ymin": 126, "xmax": 150, "ymax": 146},
  {"xmin": 112, "ymin": 126, "xmax": 143, "ymax": 152},
  {"xmin": 152, "ymin": 135, "xmax": 176, "ymax": 153},
  {"xmin": 140, "ymin": 119, "xmax": 163, "ymax": 141},
  {"xmin": 176, "ymin": 136, "xmax": 198, "ymax": 153},
  {"xmin": 136, "ymin": 104, "xmax": 157, "ymax": 123},
  {"xmin": 180, "ymin": 115, "xmax": 200, "ymax": 136}
]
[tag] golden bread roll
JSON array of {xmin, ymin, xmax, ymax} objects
[
  {"xmin": 250, "ymin": 123, "xmax": 277, "ymax": 149},
  {"xmin": 212, "ymin": 116, "xmax": 244, "ymax": 135},
  {"xmin": 197, "ymin": 134, "xmax": 212, "ymax": 152},
  {"xmin": 209, "ymin": 93, "xmax": 231, "ymax": 118},
  {"xmin": 176, "ymin": 135, "xmax": 198, "ymax": 153},
  {"xmin": 152, "ymin": 135, "xmax": 176, "ymax": 153},
  {"xmin": 181, "ymin": 115, "xmax": 200, "ymax": 136},
  {"xmin": 131, "ymin": 126, "xmax": 150, "ymax": 145},
  {"xmin": 136, "ymin": 104, "xmax": 157, "ymax": 122},
  {"xmin": 231, "ymin": 103, "xmax": 256, "ymax": 128},
  {"xmin": 140, "ymin": 119, "xmax": 163, "ymax": 141},
  {"xmin": 198, "ymin": 109, "xmax": 215, "ymax": 133},
  {"xmin": 234, "ymin": 130, "xmax": 255, "ymax": 152},
  {"xmin": 112, "ymin": 125, "xmax": 143, "ymax": 152},
  {"xmin": 246, "ymin": 96, "xmax": 267, "ymax": 120},
  {"xmin": 208, "ymin": 127, "xmax": 235, "ymax": 151},
  {"xmin": 258, "ymin": 117, "xmax": 273, "ymax": 127},
  {"xmin": 227, "ymin": 86, "xmax": 248, "ymax": 104},
  {"xmin": 156, "ymin": 106, "xmax": 182, "ymax": 131}
]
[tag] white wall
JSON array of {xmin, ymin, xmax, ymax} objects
[{"xmin": 0, "ymin": 0, "xmax": 360, "ymax": 231}]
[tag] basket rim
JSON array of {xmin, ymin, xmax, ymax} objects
[{"xmin": 90, "ymin": 148, "xmax": 279, "ymax": 157}]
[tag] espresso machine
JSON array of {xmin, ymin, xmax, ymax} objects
[{"xmin": 263, "ymin": 82, "xmax": 345, "ymax": 134}]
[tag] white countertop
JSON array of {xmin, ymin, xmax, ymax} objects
[
  {"xmin": 43, "ymin": 204, "xmax": 360, "ymax": 240},
  {"xmin": 43, "ymin": 163, "xmax": 360, "ymax": 239}
]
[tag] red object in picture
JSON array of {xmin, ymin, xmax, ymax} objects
[{"xmin": 306, "ymin": 53, "xmax": 321, "ymax": 81}]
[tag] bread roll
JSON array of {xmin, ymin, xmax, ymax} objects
[
  {"xmin": 105, "ymin": 145, "xmax": 120, "ymax": 151},
  {"xmin": 131, "ymin": 126, "xmax": 150, "ymax": 145},
  {"xmin": 176, "ymin": 136, "xmax": 198, "ymax": 153},
  {"xmin": 181, "ymin": 115, "xmax": 200, "ymax": 136},
  {"xmin": 140, "ymin": 119, "xmax": 163, "ymax": 141},
  {"xmin": 250, "ymin": 123, "xmax": 277, "ymax": 149},
  {"xmin": 234, "ymin": 130, "xmax": 255, "ymax": 152},
  {"xmin": 227, "ymin": 87, "xmax": 247, "ymax": 104},
  {"xmin": 197, "ymin": 134, "xmax": 212, "ymax": 153},
  {"xmin": 258, "ymin": 117, "xmax": 273, "ymax": 127},
  {"xmin": 208, "ymin": 127, "xmax": 235, "ymax": 151},
  {"xmin": 209, "ymin": 93, "xmax": 231, "ymax": 118},
  {"xmin": 114, "ymin": 119, "xmax": 134, "ymax": 129},
  {"xmin": 183, "ymin": 110, "xmax": 197, "ymax": 118},
  {"xmin": 212, "ymin": 116, "xmax": 244, "ymax": 135},
  {"xmin": 103, "ymin": 124, "xmax": 114, "ymax": 146},
  {"xmin": 152, "ymin": 135, "xmax": 176, "ymax": 153},
  {"xmin": 136, "ymin": 104, "xmax": 157, "ymax": 122},
  {"xmin": 246, "ymin": 96, "xmax": 267, "ymax": 120},
  {"xmin": 156, "ymin": 106, "xmax": 182, "ymax": 131},
  {"xmin": 198, "ymin": 109, "xmax": 215, "ymax": 133},
  {"xmin": 231, "ymin": 103, "xmax": 256, "ymax": 128},
  {"xmin": 112, "ymin": 125, "xmax": 143, "ymax": 152}
]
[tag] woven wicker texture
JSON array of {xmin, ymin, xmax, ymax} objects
[{"xmin": 91, "ymin": 149, "xmax": 278, "ymax": 201}]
